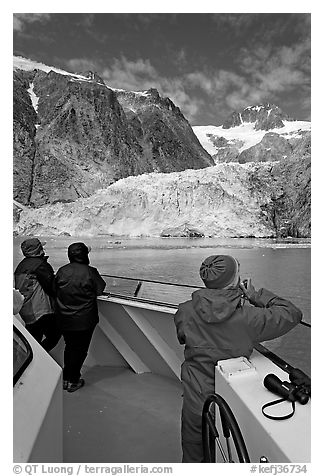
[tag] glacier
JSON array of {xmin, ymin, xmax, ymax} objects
[{"xmin": 14, "ymin": 162, "xmax": 290, "ymax": 238}]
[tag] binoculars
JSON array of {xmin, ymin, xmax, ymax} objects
[{"xmin": 264, "ymin": 368, "xmax": 310, "ymax": 405}]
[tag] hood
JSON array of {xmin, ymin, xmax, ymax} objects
[
  {"xmin": 68, "ymin": 242, "xmax": 90, "ymax": 265},
  {"xmin": 192, "ymin": 287, "xmax": 242, "ymax": 323}
]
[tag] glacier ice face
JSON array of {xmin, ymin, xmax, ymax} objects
[{"xmin": 13, "ymin": 157, "xmax": 311, "ymax": 239}]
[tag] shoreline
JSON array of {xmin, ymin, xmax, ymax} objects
[{"xmin": 13, "ymin": 235, "xmax": 311, "ymax": 251}]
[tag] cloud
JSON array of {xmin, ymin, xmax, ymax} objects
[
  {"xmin": 64, "ymin": 58, "xmax": 99, "ymax": 74},
  {"xmin": 77, "ymin": 14, "xmax": 95, "ymax": 29},
  {"xmin": 112, "ymin": 13, "xmax": 177, "ymax": 29},
  {"xmin": 102, "ymin": 57, "xmax": 157, "ymax": 90},
  {"xmin": 173, "ymin": 48, "xmax": 187, "ymax": 69},
  {"xmin": 184, "ymin": 68, "xmax": 259, "ymax": 117},
  {"xmin": 56, "ymin": 33, "xmax": 310, "ymax": 125},
  {"xmin": 211, "ymin": 13, "xmax": 260, "ymax": 32},
  {"xmin": 13, "ymin": 13, "xmax": 51, "ymax": 32},
  {"xmin": 185, "ymin": 72, "xmax": 214, "ymax": 95},
  {"xmin": 238, "ymin": 40, "xmax": 310, "ymax": 94},
  {"xmin": 182, "ymin": 36, "xmax": 310, "ymax": 120},
  {"xmin": 100, "ymin": 56, "xmax": 202, "ymax": 122}
]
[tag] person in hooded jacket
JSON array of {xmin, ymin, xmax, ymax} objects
[
  {"xmin": 174, "ymin": 254, "xmax": 303, "ymax": 463},
  {"xmin": 55, "ymin": 242, "xmax": 106, "ymax": 392},
  {"xmin": 14, "ymin": 238, "xmax": 61, "ymax": 351}
]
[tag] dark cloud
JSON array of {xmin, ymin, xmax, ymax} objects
[
  {"xmin": 211, "ymin": 13, "xmax": 261, "ymax": 31},
  {"xmin": 12, "ymin": 12, "xmax": 311, "ymax": 125}
]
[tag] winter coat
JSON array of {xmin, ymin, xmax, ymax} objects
[
  {"xmin": 55, "ymin": 261, "xmax": 106, "ymax": 331},
  {"xmin": 174, "ymin": 286, "xmax": 302, "ymax": 414},
  {"xmin": 14, "ymin": 256, "xmax": 55, "ymax": 324}
]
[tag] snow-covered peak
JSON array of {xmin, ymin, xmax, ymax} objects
[
  {"xmin": 193, "ymin": 120, "xmax": 311, "ymax": 156},
  {"xmin": 222, "ymin": 103, "xmax": 294, "ymax": 132}
]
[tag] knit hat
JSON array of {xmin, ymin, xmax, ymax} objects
[
  {"xmin": 68, "ymin": 242, "xmax": 90, "ymax": 264},
  {"xmin": 21, "ymin": 238, "xmax": 46, "ymax": 257},
  {"xmin": 200, "ymin": 255, "xmax": 239, "ymax": 289}
]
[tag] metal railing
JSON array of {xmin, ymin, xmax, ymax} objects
[
  {"xmin": 100, "ymin": 274, "xmax": 311, "ymax": 328},
  {"xmin": 100, "ymin": 274, "xmax": 200, "ymax": 308}
]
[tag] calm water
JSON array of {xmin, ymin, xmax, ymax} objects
[{"xmin": 13, "ymin": 236, "xmax": 311, "ymax": 375}]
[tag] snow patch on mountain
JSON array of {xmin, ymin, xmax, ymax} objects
[
  {"xmin": 14, "ymin": 55, "xmax": 88, "ymax": 80},
  {"xmin": 193, "ymin": 120, "xmax": 311, "ymax": 157},
  {"xmin": 245, "ymin": 105, "xmax": 264, "ymax": 113},
  {"xmin": 14, "ymin": 56, "xmax": 167, "ymax": 100},
  {"xmin": 27, "ymin": 83, "xmax": 39, "ymax": 112},
  {"xmin": 14, "ymin": 56, "xmax": 109, "ymax": 89}
]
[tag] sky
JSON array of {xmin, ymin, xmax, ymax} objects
[{"xmin": 12, "ymin": 11, "xmax": 311, "ymax": 126}]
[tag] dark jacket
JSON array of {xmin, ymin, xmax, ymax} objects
[
  {"xmin": 14, "ymin": 256, "xmax": 55, "ymax": 324},
  {"xmin": 174, "ymin": 286, "xmax": 302, "ymax": 414},
  {"xmin": 55, "ymin": 259, "xmax": 106, "ymax": 331}
]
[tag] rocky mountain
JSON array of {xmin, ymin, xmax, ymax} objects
[
  {"xmin": 116, "ymin": 89, "xmax": 210, "ymax": 173},
  {"xmin": 13, "ymin": 56, "xmax": 213, "ymax": 207},
  {"xmin": 193, "ymin": 104, "xmax": 311, "ymax": 163},
  {"xmin": 13, "ymin": 57, "xmax": 311, "ymax": 239},
  {"xmin": 222, "ymin": 104, "xmax": 292, "ymax": 130}
]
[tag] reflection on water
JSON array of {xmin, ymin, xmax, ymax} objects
[{"xmin": 13, "ymin": 236, "xmax": 311, "ymax": 375}]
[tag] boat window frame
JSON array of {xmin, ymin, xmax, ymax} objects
[{"xmin": 13, "ymin": 324, "xmax": 33, "ymax": 386}]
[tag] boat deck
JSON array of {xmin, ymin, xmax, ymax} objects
[{"xmin": 63, "ymin": 366, "xmax": 183, "ymax": 463}]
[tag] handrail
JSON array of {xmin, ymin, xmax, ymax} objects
[
  {"xmin": 300, "ymin": 321, "xmax": 311, "ymax": 328},
  {"xmin": 254, "ymin": 343, "xmax": 293, "ymax": 374},
  {"xmin": 101, "ymin": 274, "xmax": 311, "ymax": 328},
  {"xmin": 101, "ymin": 273, "xmax": 203, "ymax": 289},
  {"xmin": 102, "ymin": 291, "xmax": 178, "ymax": 309}
]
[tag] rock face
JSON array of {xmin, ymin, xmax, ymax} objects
[
  {"xmin": 117, "ymin": 89, "xmax": 212, "ymax": 173},
  {"xmin": 222, "ymin": 104, "xmax": 292, "ymax": 130},
  {"xmin": 269, "ymin": 148, "xmax": 311, "ymax": 238},
  {"xmin": 238, "ymin": 133, "xmax": 293, "ymax": 163},
  {"xmin": 13, "ymin": 70, "xmax": 37, "ymax": 205},
  {"xmin": 13, "ymin": 57, "xmax": 213, "ymax": 207}
]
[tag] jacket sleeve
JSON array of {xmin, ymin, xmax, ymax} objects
[
  {"xmin": 245, "ymin": 288, "xmax": 303, "ymax": 343},
  {"xmin": 91, "ymin": 268, "xmax": 106, "ymax": 296},
  {"xmin": 34, "ymin": 261, "xmax": 55, "ymax": 297},
  {"xmin": 174, "ymin": 305, "xmax": 186, "ymax": 345}
]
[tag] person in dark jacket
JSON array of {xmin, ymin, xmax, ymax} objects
[
  {"xmin": 14, "ymin": 238, "xmax": 61, "ymax": 351},
  {"xmin": 174, "ymin": 254, "xmax": 303, "ymax": 463},
  {"xmin": 55, "ymin": 242, "xmax": 106, "ymax": 392}
]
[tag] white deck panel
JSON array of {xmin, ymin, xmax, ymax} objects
[{"xmin": 215, "ymin": 350, "xmax": 310, "ymax": 462}]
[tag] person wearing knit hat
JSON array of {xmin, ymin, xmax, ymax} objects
[
  {"xmin": 200, "ymin": 255, "xmax": 240, "ymax": 289},
  {"xmin": 174, "ymin": 254, "xmax": 303, "ymax": 463},
  {"xmin": 14, "ymin": 238, "xmax": 61, "ymax": 351}
]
